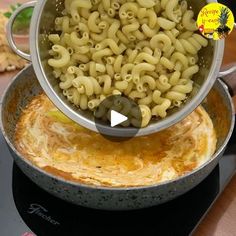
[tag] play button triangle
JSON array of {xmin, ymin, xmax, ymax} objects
[{"xmin": 110, "ymin": 110, "xmax": 128, "ymax": 127}]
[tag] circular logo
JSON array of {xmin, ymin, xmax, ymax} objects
[
  {"xmin": 94, "ymin": 95, "xmax": 142, "ymax": 141},
  {"xmin": 197, "ymin": 3, "xmax": 234, "ymax": 40}
]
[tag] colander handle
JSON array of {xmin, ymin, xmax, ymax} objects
[
  {"xmin": 218, "ymin": 23, "xmax": 236, "ymax": 96},
  {"xmin": 6, "ymin": 1, "xmax": 36, "ymax": 61},
  {"xmin": 218, "ymin": 23, "xmax": 236, "ymax": 78}
]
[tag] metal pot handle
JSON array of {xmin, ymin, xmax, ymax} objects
[
  {"xmin": 219, "ymin": 63, "xmax": 236, "ymax": 97},
  {"xmin": 6, "ymin": 1, "xmax": 36, "ymax": 61}
]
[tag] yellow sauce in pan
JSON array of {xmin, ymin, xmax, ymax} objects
[{"xmin": 15, "ymin": 94, "xmax": 216, "ymax": 187}]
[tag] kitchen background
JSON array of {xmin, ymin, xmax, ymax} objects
[{"xmin": 0, "ymin": 1, "xmax": 235, "ymax": 236}]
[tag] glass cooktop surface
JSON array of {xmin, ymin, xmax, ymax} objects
[{"xmin": 0, "ymin": 124, "xmax": 235, "ymax": 236}]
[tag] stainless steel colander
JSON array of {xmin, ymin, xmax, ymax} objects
[{"xmin": 6, "ymin": 0, "xmax": 236, "ymax": 137}]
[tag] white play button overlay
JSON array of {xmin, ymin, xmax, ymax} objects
[
  {"xmin": 94, "ymin": 95, "xmax": 142, "ymax": 140},
  {"xmin": 110, "ymin": 110, "xmax": 128, "ymax": 127}
]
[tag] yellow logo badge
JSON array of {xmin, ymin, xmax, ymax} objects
[{"xmin": 197, "ymin": 3, "xmax": 234, "ymax": 40}]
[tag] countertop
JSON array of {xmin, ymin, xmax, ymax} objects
[
  {"xmin": 0, "ymin": 2, "xmax": 236, "ymax": 235},
  {"xmin": 194, "ymin": 31, "xmax": 236, "ymax": 236}
]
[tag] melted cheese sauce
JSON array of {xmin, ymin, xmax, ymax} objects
[{"xmin": 15, "ymin": 94, "xmax": 216, "ymax": 187}]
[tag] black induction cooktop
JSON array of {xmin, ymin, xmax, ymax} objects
[{"xmin": 0, "ymin": 123, "xmax": 235, "ymax": 236}]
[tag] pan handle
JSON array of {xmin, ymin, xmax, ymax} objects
[
  {"xmin": 219, "ymin": 63, "xmax": 236, "ymax": 97},
  {"xmin": 6, "ymin": 1, "xmax": 36, "ymax": 61}
]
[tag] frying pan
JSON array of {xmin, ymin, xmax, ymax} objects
[{"xmin": 0, "ymin": 64, "xmax": 235, "ymax": 210}]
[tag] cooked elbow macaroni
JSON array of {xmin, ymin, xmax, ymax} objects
[{"xmin": 48, "ymin": 0, "xmax": 208, "ymax": 128}]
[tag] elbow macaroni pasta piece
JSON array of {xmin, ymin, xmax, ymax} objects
[
  {"xmin": 150, "ymin": 34, "xmax": 172, "ymax": 52},
  {"xmin": 137, "ymin": 0, "xmax": 155, "ymax": 8},
  {"xmin": 187, "ymin": 37, "xmax": 201, "ymax": 51},
  {"xmin": 108, "ymin": 8, "xmax": 116, "ymax": 17},
  {"xmin": 70, "ymin": 31, "xmax": 89, "ymax": 46},
  {"xmin": 169, "ymin": 71, "xmax": 181, "ymax": 86},
  {"xmin": 48, "ymin": 45, "xmax": 70, "ymax": 68},
  {"xmin": 92, "ymin": 48, "xmax": 113, "ymax": 62},
  {"xmin": 67, "ymin": 66, "xmax": 84, "ymax": 76},
  {"xmin": 62, "ymin": 16, "xmax": 73, "ymax": 33},
  {"xmin": 111, "ymin": 0, "xmax": 120, "ymax": 10},
  {"xmin": 119, "ymin": 2, "xmax": 139, "ymax": 19},
  {"xmin": 166, "ymin": 91, "xmax": 186, "ymax": 100},
  {"xmin": 48, "ymin": 34, "xmax": 60, "ymax": 44},
  {"xmin": 89, "ymin": 61, "xmax": 97, "ymax": 77},
  {"xmin": 129, "ymin": 91, "xmax": 146, "ymax": 99},
  {"xmin": 164, "ymin": 30, "xmax": 177, "ymax": 44},
  {"xmin": 182, "ymin": 65, "xmax": 199, "ymax": 79},
  {"xmin": 134, "ymin": 52, "xmax": 159, "ymax": 64},
  {"xmin": 79, "ymin": 8, "xmax": 90, "ymax": 19},
  {"xmin": 172, "ymin": 80, "xmax": 193, "ymax": 93},
  {"xmin": 108, "ymin": 20, "xmax": 120, "ymax": 42},
  {"xmin": 106, "ymin": 64, "xmax": 115, "ymax": 77},
  {"xmin": 121, "ymin": 63, "xmax": 134, "ymax": 81},
  {"xmin": 95, "ymin": 39, "xmax": 126, "ymax": 55},
  {"xmin": 160, "ymin": 57, "xmax": 175, "ymax": 70},
  {"xmin": 142, "ymin": 46, "xmax": 153, "ymax": 55},
  {"xmin": 139, "ymin": 105, "xmax": 152, "ymax": 127},
  {"xmin": 178, "ymin": 31, "xmax": 193, "ymax": 39},
  {"xmin": 91, "ymin": 76, "xmax": 102, "ymax": 94},
  {"xmin": 132, "ymin": 30, "xmax": 146, "ymax": 40},
  {"xmin": 175, "ymin": 39, "xmax": 198, "ymax": 55},
  {"xmin": 88, "ymin": 11, "xmax": 101, "ymax": 33},
  {"xmin": 75, "ymin": 46, "xmax": 90, "ymax": 54},
  {"xmin": 192, "ymin": 34, "xmax": 208, "ymax": 47},
  {"xmin": 145, "ymin": 9, "xmax": 157, "ymax": 28},
  {"xmin": 156, "ymin": 75, "xmax": 171, "ymax": 92},
  {"xmin": 182, "ymin": 10, "xmax": 198, "ymax": 31},
  {"xmin": 79, "ymin": 94, "xmax": 88, "ymax": 110},
  {"xmin": 122, "ymin": 21, "xmax": 140, "ymax": 36},
  {"xmin": 152, "ymin": 99, "xmax": 171, "ymax": 118},
  {"xmin": 127, "ymin": 49, "xmax": 139, "ymax": 63},
  {"xmin": 157, "ymin": 17, "xmax": 176, "ymax": 30},
  {"xmin": 102, "ymin": 0, "xmax": 110, "ymax": 11},
  {"xmin": 141, "ymin": 24, "xmax": 160, "ymax": 37},
  {"xmin": 114, "ymin": 73, "xmax": 121, "ymax": 80},
  {"xmin": 136, "ymin": 40, "xmax": 150, "ymax": 49},
  {"xmin": 117, "ymin": 30, "xmax": 129, "ymax": 44},
  {"xmin": 98, "ymin": 75, "xmax": 112, "ymax": 94},
  {"xmin": 141, "ymin": 75, "xmax": 156, "ymax": 90},
  {"xmin": 70, "ymin": 0, "xmax": 92, "ymax": 22},
  {"xmin": 114, "ymin": 55, "xmax": 123, "ymax": 72},
  {"xmin": 59, "ymin": 74, "xmax": 74, "ymax": 89},
  {"xmin": 124, "ymin": 82, "xmax": 133, "ymax": 95},
  {"xmin": 88, "ymin": 99, "xmax": 100, "ymax": 110},
  {"xmin": 115, "ymin": 80, "xmax": 129, "ymax": 90},
  {"xmin": 138, "ymin": 93, "xmax": 153, "ymax": 105},
  {"xmin": 171, "ymin": 52, "xmax": 188, "ymax": 70},
  {"xmin": 163, "ymin": 45, "xmax": 175, "ymax": 58},
  {"xmin": 90, "ymin": 26, "xmax": 109, "ymax": 42},
  {"xmin": 72, "ymin": 53, "xmax": 90, "ymax": 63},
  {"xmin": 132, "ymin": 63, "xmax": 156, "ymax": 84},
  {"xmin": 72, "ymin": 76, "xmax": 94, "ymax": 96},
  {"xmin": 165, "ymin": 0, "xmax": 180, "ymax": 23}
]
